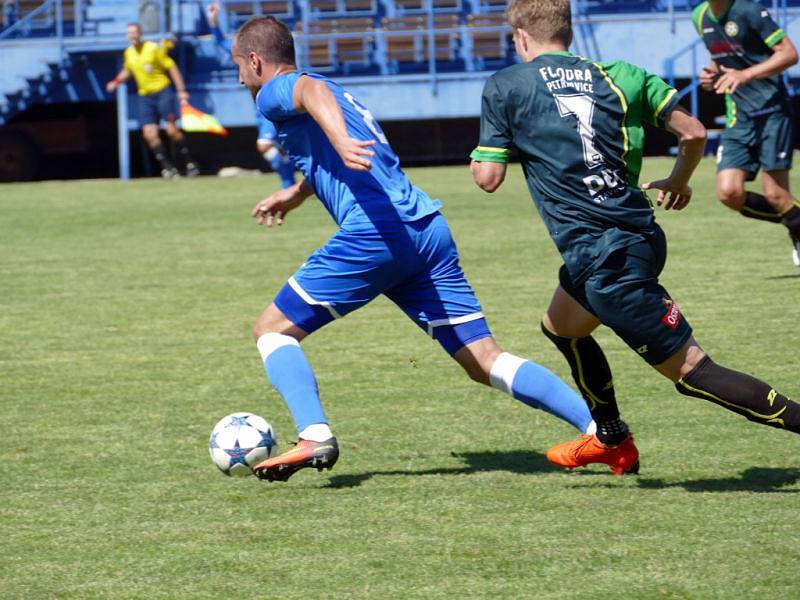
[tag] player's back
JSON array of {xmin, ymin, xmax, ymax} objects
[
  {"xmin": 478, "ymin": 52, "xmax": 680, "ymax": 280},
  {"xmin": 257, "ymin": 72, "xmax": 441, "ymax": 228}
]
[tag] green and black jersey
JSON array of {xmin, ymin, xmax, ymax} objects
[
  {"xmin": 471, "ymin": 51, "xmax": 679, "ymax": 283},
  {"xmin": 692, "ymin": 0, "xmax": 788, "ymax": 125}
]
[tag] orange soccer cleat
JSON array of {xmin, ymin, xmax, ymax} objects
[
  {"xmin": 252, "ymin": 437, "xmax": 339, "ymax": 482},
  {"xmin": 546, "ymin": 434, "xmax": 640, "ymax": 476}
]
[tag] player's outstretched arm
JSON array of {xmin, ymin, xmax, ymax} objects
[
  {"xmin": 641, "ymin": 106, "xmax": 706, "ymax": 211},
  {"xmin": 292, "ymin": 76, "xmax": 375, "ymax": 171},
  {"xmin": 715, "ymin": 37, "xmax": 799, "ymax": 94},
  {"xmin": 251, "ymin": 179, "xmax": 315, "ymax": 227},
  {"xmin": 470, "ymin": 160, "xmax": 506, "ymax": 193},
  {"xmin": 105, "ymin": 68, "xmax": 130, "ymax": 93}
]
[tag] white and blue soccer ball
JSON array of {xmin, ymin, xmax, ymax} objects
[{"xmin": 209, "ymin": 412, "xmax": 278, "ymax": 477}]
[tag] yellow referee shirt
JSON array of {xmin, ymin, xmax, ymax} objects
[{"xmin": 123, "ymin": 41, "xmax": 175, "ymax": 96}]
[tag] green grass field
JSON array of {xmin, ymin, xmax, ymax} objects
[{"xmin": 2, "ymin": 159, "xmax": 799, "ymax": 599}]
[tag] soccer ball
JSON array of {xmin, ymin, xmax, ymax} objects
[{"xmin": 209, "ymin": 412, "xmax": 278, "ymax": 477}]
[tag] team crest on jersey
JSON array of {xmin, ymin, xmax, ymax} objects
[
  {"xmin": 724, "ymin": 21, "xmax": 739, "ymax": 37},
  {"xmin": 661, "ymin": 299, "xmax": 681, "ymax": 330}
]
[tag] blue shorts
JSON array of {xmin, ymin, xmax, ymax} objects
[
  {"xmin": 139, "ymin": 87, "xmax": 178, "ymax": 126},
  {"xmin": 256, "ymin": 112, "xmax": 277, "ymax": 144},
  {"xmin": 274, "ymin": 212, "xmax": 490, "ymax": 354}
]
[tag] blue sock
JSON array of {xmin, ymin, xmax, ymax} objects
[
  {"xmin": 257, "ymin": 333, "xmax": 327, "ymax": 434},
  {"xmin": 490, "ymin": 352, "xmax": 592, "ymax": 432}
]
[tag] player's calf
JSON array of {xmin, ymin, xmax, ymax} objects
[{"xmin": 676, "ymin": 355, "xmax": 800, "ymax": 433}]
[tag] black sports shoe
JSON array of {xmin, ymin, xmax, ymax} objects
[
  {"xmin": 185, "ymin": 162, "xmax": 200, "ymax": 178},
  {"xmin": 252, "ymin": 437, "xmax": 339, "ymax": 482}
]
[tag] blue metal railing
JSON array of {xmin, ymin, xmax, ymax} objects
[{"xmin": 1, "ymin": 0, "xmax": 64, "ymax": 43}]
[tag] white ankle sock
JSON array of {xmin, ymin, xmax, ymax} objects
[{"xmin": 299, "ymin": 423, "xmax": 333, "ymax": 442}]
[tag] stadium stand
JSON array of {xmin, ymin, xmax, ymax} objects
[
  {"xmin": 294, "ymin": 16, "xmax": 376, "ymax": 73},
  {"xmin": 1, "ymin": 0, "xmax": 799, "ymax": 181}
]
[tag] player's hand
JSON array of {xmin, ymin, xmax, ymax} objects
[
  {"xmin": 106, "ymin": 80, "xmax": 118, "ymax": 93},
  {"xmin": 178, "ymin": 90, "xmax": 190, "ymax": 105},
  {"xmin": 251, "ymin": 187, "xmax": 306, "ymax": 227},
  {"xmin": 641, "ymin": 178, "xmax": 692, "ymax": 211},
  {"xmin": 699, "ymin": 66, "xmax": 718, "ymax": 91},
  {"xmin": 714, "ymin": 66, "xmax": 751, "ymax": 95},
  {"xmin": 333, "ymin": 137, "xmax": 376, "ymax": 171},
  {"xmin": 206, "ymin": 1, "xmax": 219, "ymax": 25}
]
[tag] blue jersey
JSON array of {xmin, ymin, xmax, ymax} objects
[{"xmin": 256, "ymin": 72, "xmax": 442, "ymax": 227}]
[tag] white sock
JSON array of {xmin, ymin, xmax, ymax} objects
[
  {"xmin": 585, "ymin": 420, "xmax": 597, "ymax": 435},
  {"xmin": 299, "ymin": 423, "xmax": 333, "ymax": 442},
  {"xmin": 263, "ymin": 146, "xmax": 280, "ymax": 161}
]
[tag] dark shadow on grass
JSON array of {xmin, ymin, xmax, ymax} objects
[
  {"xmin": 637, "ymin": 467, "xmax": 800, "ymax": 493},
  {"xmin": 764, "ymin": 273, "xmax": 800, "ymax": 280},
  {"xmin": 324, "ymin": 450, "xmax": 554, "ymax": 489},
  {"xmin": 570, "ymin": 467, "xmax": 800, "ymax": 493}
]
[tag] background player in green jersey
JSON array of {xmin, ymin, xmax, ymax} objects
[
  {"xmin": 693, "ymin": 0, "xmax": 800, "ymax": 265},
  {"xmin": 470, "ymin": 0, "xmax": 800, "ymax": 475}
]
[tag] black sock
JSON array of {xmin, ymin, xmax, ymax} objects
[
  {"xmin": 175, "ymin": 139, "xmax": 194, "ymax": 165},
  {"xmin": 540, "ymin": 322, "xmax": 628, "ymax": 443},
  {"xmin": 780, "ymin": 204, "xmax": 800, "ymax": 239},
  {"xmin": 152, "ymin": 143, "xmax": 174, "ymax": 170},
  {"xmin": 596, "ymin": 418, "xmax": 630, "ymax": 445},
  {"xmin": 676, "ymin": 355, "xmax": 800, "ymax": 434},
  {"xmin": 739, "ymin": 192, "xmax": 783, "ymax": 223}
]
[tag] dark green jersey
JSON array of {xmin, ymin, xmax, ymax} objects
[
  {"xmin": 692, "ymin": 0, "xmax": 788, "ymax": 125},
  {"xmin": 470, "ymin": 51, "xmax": 679, "ymax": 282}
]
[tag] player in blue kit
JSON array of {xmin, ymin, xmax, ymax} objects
[
  {"xmin": 206, "ymin": 2, "xmax": 295, "ymax": 188},
  {"xmin": 228, "ymin": 16, "xmax": 604, "ymax": 482}
]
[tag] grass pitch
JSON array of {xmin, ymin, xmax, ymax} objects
[{"xmin": 2, "ymin": 159, "xmax": 799, "ymax": 599}]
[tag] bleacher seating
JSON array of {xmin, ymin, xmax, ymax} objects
[
  {"xmin": 295, "ymin": 16, "xmax": 375, "ymax": 73},
  {"xmin": 471, "ymin": 0, "xmax": 506, "ymax": 13},
  {"xmin": 391, "ymin": 0, "xmax": 461, "ymax": 13},
  {"xmin": 226, "ymin": 0, "xmax": 295, "ymax": 26},
  {"xmin": 381, "ymin": 14, "xmax": 461, "ymax": 71},
  {"xmin": 2, "ymin": 0, "xmax": 77, "ymax": 36},
  {"xmin": 467, "ymin": 13, "xmax": 511, "ymax": 69},
  {"xmin": 307, "ymin": 0, "xmax": 377, "ymax": 16}
]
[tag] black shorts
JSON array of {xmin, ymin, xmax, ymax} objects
[
  {"xmin": 559, "ymin": 226, "xmax": 692, "ymax": 365},
  {"xmin": 717, "ymin": 103, "xmax": 794, "ymax": 176}
]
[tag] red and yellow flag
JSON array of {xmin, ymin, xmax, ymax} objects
[{"xmin": 180, "ymin": 103, "xmax": 228, "ymax": 136}]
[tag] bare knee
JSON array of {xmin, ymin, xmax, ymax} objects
[
  {"xmin": 763, "ymin": 188, "xmax": 793, "ymax": 212},
  {"xmin": 453, "ymin": 337, "xmax": 503, "ymax": 385},
  {"xmin": 164, "ymin": 122, "xmax": 182, "ymax": 140},
  {"xmin": 653, "ymin": 338, "xmax": 707, "ymax": 382},
  {"xmin": 252, "ymin": 303, "xmax": 307, "ymax": 343},
  {"xmin": 141, "ymin": 125, "xmax": 160, "ymax": 146},
  {"xmin": 716, "ymin": 183, "xmax": 746, "ymax": 210}
]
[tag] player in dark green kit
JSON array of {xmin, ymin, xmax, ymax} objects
[
  {"xmin": 694, "ymin": 0, "xmax": 800, "ymax": 265},
  {"xmin": 470, "ymin": 0, "xmax": 800, "ymax": 475}
]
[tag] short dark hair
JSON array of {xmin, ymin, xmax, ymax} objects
[
  {"xmin": 127, "ymin": 22, "xmax": 141, "ymax": 31},
  {"xmin": 234, "ymin": 16, "xmax": 296, "ymax": 66}
]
